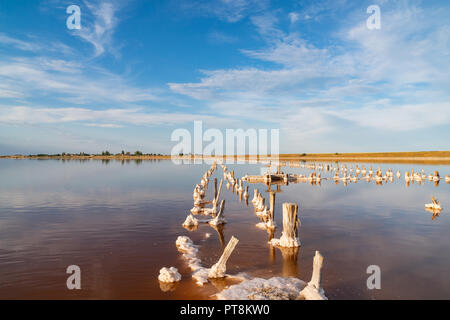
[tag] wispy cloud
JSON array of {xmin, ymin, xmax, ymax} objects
[
  {"xmin": 0, "ymin": 33, "xmax": 42, "ymax": 51},
  {"xmin": 288, "ymin": 12, "xmax": 299, "ymax": 24},
  {"xmin": 168, "ymin": 1, "xmax": 450, "ymax": 150},
  {"xmin": 0, "ymin": 33, "xmax": 74, "ymax": 55},
  {"xmin": 84, "ymin": 123, "xmax": 124, "ymax": 128},
  {"xmin": 69, "ymin": 0, "xmax": 120, "ymax": 57},
  {"xmin": 0, "ymin": 56, "xmax": 158, "ymax": 103},
  {"xmin": 0, "ymin": 106, "xmax": 223, "ymax": 127},
  {"xmin": 207, "ymin": 31, "xmax": 238, "ymax": 44},
  {"xmin": 178, "ymin": 0, "xmax": 270, "ymax": 22}
]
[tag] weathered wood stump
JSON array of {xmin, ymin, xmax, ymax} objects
[
  {"xmin": 270, "ymin": 203, "xmax": 300, "ymax": 247},
  {"xmin": 208, "ymin": 236, "xmax": 239, "ymax": 278}
]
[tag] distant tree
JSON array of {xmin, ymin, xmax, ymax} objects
[
  {"xmin": 121, "ymin": 150, "xmax": 125, "ymax": 155},
  {"xmin": 102, "ymin": 151, "xmax": 111, "ymax": 156},
  {"xmin": 135, "ymin": 150, "xmax": 143, "ymax": 156},
  {"xmin": 179, "ymin": 152, "xmax": 183, "ymax": 156}
]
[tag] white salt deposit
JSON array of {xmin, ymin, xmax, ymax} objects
[
  {"xmin": 216, "ymin": 277, "xmax": 307, "ymax": 300},
  {"xmin": 298, "ymin": 285, "xmax": 327, "ymax": 300},
  {"xmin": 425, "ymin": 202, "xmax": 442, "ymax": 210},
  {"xmin": 216, "ymin": 276, "xmax": 327, "ymax": 300},
  {"xmin": 182, "ymin": 214, "xmax": 198, "ymax": 227},
  {"xmin": 256, "ymin": 221, "xmax": 276, "ymax": 230},
  {"xmin": 176, "ymin": 236, "xmax": 202, "ymax": 271},
  {"xmin": 209, "ymin": 216, "xmax": 226, "ymax": 226},
  {"xmin": 158, "ymin": 267, "xmax": 181, "ymax": 283},
  {"xmin": 255, "ymin": 222, "xmax": 267, "ymax": 229},
  {"xmin": 270, "ymin": 235, "xmax": 300, "ymax": 248},
  {"xmin": 175, "ymin": 236, "xmax": 248, "ymax": 286},
  {"xmin": 192, "ymin": 267, "xmax": 210, "ymax": 286}
]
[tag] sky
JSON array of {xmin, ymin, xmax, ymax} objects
[{"xmin": 0, "ymin": 0, "xmax": 449, "ymax": 155}]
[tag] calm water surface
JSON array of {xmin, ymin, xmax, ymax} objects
[{"xmin": 0, "ymin": 159, "xmax": 449, "ymax": 299}]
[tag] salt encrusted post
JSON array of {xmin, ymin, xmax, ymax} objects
[
  {"xmin": 216, "ymin": 199, "xmax": 225, "ymax": 220},
  {"xmin": 214, "ymin": 178, "xmax": 218, "ymax": 200},
  {"xmin": 282, "ymin": 203, "xmax": 298, "ymax": 244},
  {"xmin": 271, "ymin": 203, "xmax": 300, "ymax": 247},
  {"xmin": 215, "ymin": 179, "xmax": 223, "ymax": 205},
  {"xmin": 267, "ymin": 191, "xmax": 276, "ymax": 226},
  {"xmin": 210, "ymin": 200, "xmax": 226, "ymax": 224},
  {"xmin": 308, "ymin": 250, "xmax": 324, "ymax": 289},
  {"xmin": 297, "ymin": 250, "xmax": 327, "ymax": 300},
  {"xmin": 255, "ymin": 195, "xmax": 265, "ymax": 214},
  {"xmin": 208, "ymin": 236, "xmax": 239, "ymax": 278},
  {"xmin": 252, "ymin": 188, "xmax": 259, "ymax": 204}
]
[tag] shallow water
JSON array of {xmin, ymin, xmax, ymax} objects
[{"xmin": 0, "ymin": 159, "xmax": 449, "ymax": 299}]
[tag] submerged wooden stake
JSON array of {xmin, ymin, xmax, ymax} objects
[{"xmin": 208, "ymin": 236, "xmax": 239, "ymax": 278}]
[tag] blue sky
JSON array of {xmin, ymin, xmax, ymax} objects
[{"xmin": 0, "ymin": 0, "xmax": 449, "ymax": 154}]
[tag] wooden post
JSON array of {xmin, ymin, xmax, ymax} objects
[
  {"xmin": 269, "ymin": 192, "xmax": 275, "ymax": 223},
  {"xmin": 216, "ymin": 199, "xmax": 225, "ymax": 219},
  {"xmin": 215, "ymin": 179, "xmax": 223, "ymax": 205},
  {"xmin": 208, "ymin": 236, "xmax": 239, "ymax": 278},
  {"xmin": 283, "ymin": 203, "xmax": 298, "ymax": 238},
  {"xmin": 256, "ymin": 196, "xmax": 265, "ymax": 212},
  {"xmin": 252, "ymin": 188, "xmax": 259, "ymax": 204},
  {"xmin": 308, "ymin": 251, "xmax": 324, "ymax": 289},
  {"xmin": 273, "ymin": 203, "xmax": 299, "ymax": 247},
  {"xmin": 214, "ymin": 178, "xmax": 218, "ymax": 200}
]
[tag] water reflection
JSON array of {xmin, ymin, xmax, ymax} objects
[
  {"xmin": 425, "ymin": 208, "xmax": 442, "ymax": 221},
  {"xmin": 159, "ymin": 281, "xmax": 179, "ymax": 292},
  {"xmin": 0, "ymin": 159, "xmax": 450, "ymax": 299},
  {"xmin": 278, "ymin": 247, "xmax": 299, "ymax": 278},
  {"xmin": 210, "ymin": 224, "xmax": 225, "ymax": 247}
]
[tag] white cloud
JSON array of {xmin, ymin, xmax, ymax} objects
[
  {"xmin": 84, "ymin": 123, "xmax": 124, "ymax": 128},
  {"xmin": 0, "ymin": 33, "xmax": 41, "ymax": 51},
  {"xmin": 0, "ymin": 56, "xmax": 158, "ymax": 104},
  {"xmin": 164, "ymin": 2, "xmax": 450, "ymax": 153},
  {"xmin": 70, "ymin": 0, "xmax": 120, "ymax": 57},
  {"xmin": 288, "ymin": 12, "xmax": 299, "ymax": 24},
  {"xmin": 0, "ymin": 106, "xmax": 223, "ymax": 127},
  {"xmin": 169, "ymin": 2, "xmax": 450, "ymax": 140},
  {"xmin": 180, "ymin": 0, "xmax": 270, "ymax": 23},
  {"xmin": 328, "ymin": 102, "xmax": 450, "ymax": 131},
  {"xmin": 208, "ymin": 31, "xmax": 238, "ymax": 44},
  {"xmin": 0, "ymin": 33, "xmax": 74, "ymax": 55}
]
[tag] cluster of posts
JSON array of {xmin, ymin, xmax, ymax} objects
[{"xmin": 160, "ymin": 161, "xmax": 329, "ymax": 299}]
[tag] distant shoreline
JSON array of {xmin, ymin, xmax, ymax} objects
[{"xmin": 2, "ymin": 151, "xmax": 450, "ymax": 164}]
